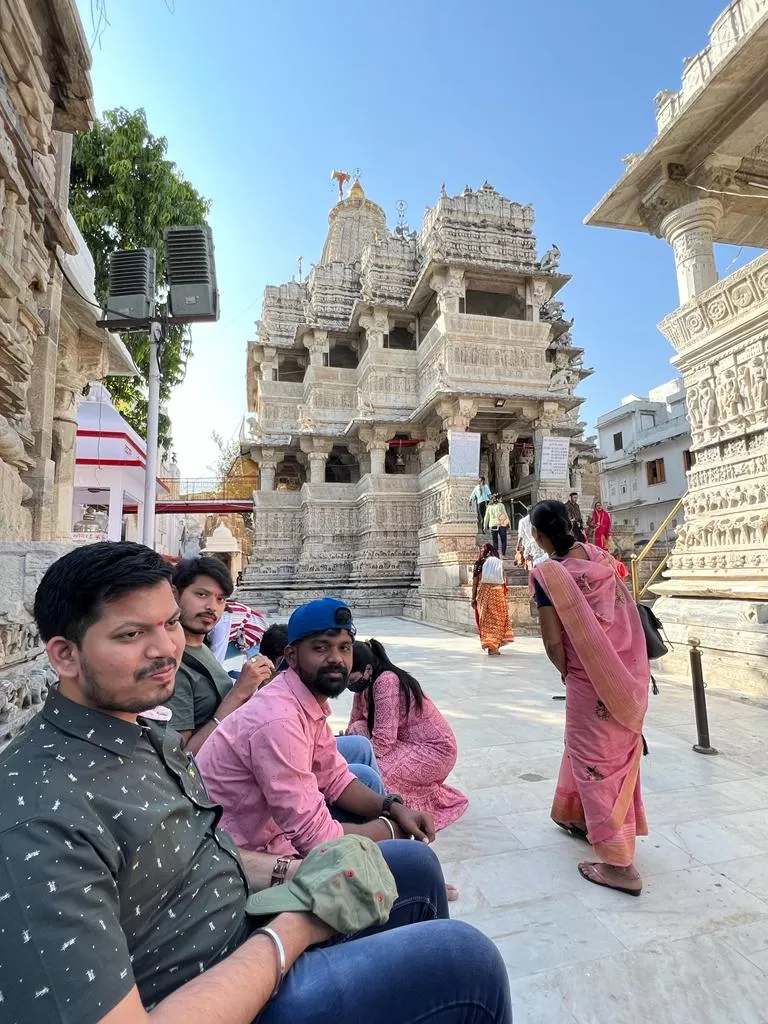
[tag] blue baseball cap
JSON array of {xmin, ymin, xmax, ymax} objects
[{"xmin": 287, "ymin": 597, "xmax": 356, "ymax": 645}]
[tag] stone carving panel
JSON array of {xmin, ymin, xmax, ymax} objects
[{"xmin": 659, "ymin": 252, "xmax": 768, "ymax": 353}]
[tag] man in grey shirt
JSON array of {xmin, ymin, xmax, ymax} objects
[{"xmin": 167, "ymin": 556, "xmax": 273, "ymax": 754}]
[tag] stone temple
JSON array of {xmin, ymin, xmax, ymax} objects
[{"xmin": 240, "ymin": 178, "xmax": 599, "ymax": 631}]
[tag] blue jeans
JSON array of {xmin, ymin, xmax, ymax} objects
[
  {"xmin": 258, "ymin": 841, "xmax": 512, "ymax": 1023},
  {"xmin": 491, "ymin": 526, "xmax": 508, "ymax": 556},
  {"xmin": 335, "ymin": 734, "xmax": 385, "ymax": 797}
]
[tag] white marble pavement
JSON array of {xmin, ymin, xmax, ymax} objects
[{"xmin": 329, "ymin": 618, "xmax": 768, "ymax": 1024}]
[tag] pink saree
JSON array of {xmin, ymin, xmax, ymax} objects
[{"xmin": 531, "ymin": 544, "xmax": 650, "ymax": 866}]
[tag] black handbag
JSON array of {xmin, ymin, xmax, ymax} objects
[{"xmin": 637, "ymin": 602, "xmax": 668, "ymax": 660}]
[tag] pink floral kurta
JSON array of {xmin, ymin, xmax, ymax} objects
[{"xmin": 346, "ymin": 671, "xmax": 468, "ymax": 831}]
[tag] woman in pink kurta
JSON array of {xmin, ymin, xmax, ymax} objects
[{"xmin": 346, "ymin": 639, "xmax": 468, "ymax": 831}]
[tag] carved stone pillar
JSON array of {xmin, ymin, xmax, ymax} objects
[
  {"xmin": 418, "ymin": 428, "xmax": 441, "ymax": 471},
  {"xmin": 494, "ymin": 441, "xmax": 515, "ymax": 494},
  {"xmin": 300, "ymin": 437, "xmax": 333, "ymax": 484},
  {"xmin": 437, "ymin": 397, "xmax": 477, "ymax": 433},
  {"xmin": 660, "ymin": 198, "xmax": 723, "ymax": 305},
  {"xmin": 308, "ymin": 452, "xmax": 327, "ymax": 484},
  {"xmin": 259, "ymin": 448, "xmax": 278, "ymax": 491},
  {"xmin": 360, "ymin": 425, "xmax": 391, "ymax": 476},
  {"xmin": 260, "ymin": 345, "xmax": 277, "ymax": 381},
  {"xmin": 358, "ymin": 309, "xmax": 389, "ymax": 351},
  {"xmin": 303, "ymin": 330, "xmax": 329, "ymax": 367},
  {"xmin": 429, "ymin": 268, "xmax": 465, "ymax": 315}
]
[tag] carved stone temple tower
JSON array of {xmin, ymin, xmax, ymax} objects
[
  {"xmin": 586, "ymin": 0, "xmax": 768, "ymax": 693},
  {"xmin": 240, "ymin": 178, "xmax": 598, "ymax": 630}
]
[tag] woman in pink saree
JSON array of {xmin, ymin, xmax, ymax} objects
[
  {"xmin": 588, "ymin": 501, "xmax": 612, "ymax": 550},
  {"xmin": 529, "ymin": 500, "xmax": 650, "ymax": 896}
]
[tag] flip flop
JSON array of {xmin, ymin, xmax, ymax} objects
[
  {"xmin": 578, "ymin": 861, "xmax": 642, "ymax": 897},
  {"xmin": 554, "ymin": 822, "xmax": 589, "ymax": 843}
]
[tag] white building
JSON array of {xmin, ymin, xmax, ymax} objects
[{"xmin": 597, "ymin": 379, "xmax": 691, "ymax": 543}]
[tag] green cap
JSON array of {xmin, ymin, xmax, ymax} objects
[{"xmin": 245, "ymin": 835, "xmax": 397, "ymax": 935}]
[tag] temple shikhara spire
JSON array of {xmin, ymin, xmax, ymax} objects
[{"xmin": 240, "ymin": 178, "xmax": 598, "ymax": 626}]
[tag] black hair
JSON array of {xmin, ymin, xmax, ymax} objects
[
  {"xmin": 172, "ymin": 556, "xmax": 233, "ymax": 597},
  {"xmin": 34, "ymin": 541, "xmax": 174, "ymax": 644},
  {"xmin": 530, "ymin": 500, "xmax": 577, "ymax": 558},
  {"xmin": 352, "ymin": 638, "xmax": 424, "ymax": 733},
  {"xmin": 260, "ymin": 623, "xmax": 288, "ymax": 664}
]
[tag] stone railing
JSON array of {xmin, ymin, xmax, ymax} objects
[
  {"xmin": 655, "ymin": 0, "xmax": 768, "ymax": 134},
  {"xmin": 658, "ymin": 250, "xmax": 768, "ymax": 355}
]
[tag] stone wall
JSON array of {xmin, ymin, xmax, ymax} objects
[
  {"xmin": 0, "ymin": 542, "xmax": 69, "ymax": 750},
  {"xmin": 0, "ymin": 2, "xmax": 132, "ymax": 746}
]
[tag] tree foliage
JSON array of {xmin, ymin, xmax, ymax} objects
[
  {"xmin": 208, "ymin": 430, "xmax": 240, "ymax": 482},
  {"xmin": 69, "ymin": 107, "xmax": 210, "ymax": 453}
]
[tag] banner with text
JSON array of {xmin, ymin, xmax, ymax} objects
[
  {"xmin": 449, "ymin": 431, "xmax": 481, "ymax": 478},
  {"xmin": 539, "ymin": 436, "xmax": 571, "ymax": 481}
]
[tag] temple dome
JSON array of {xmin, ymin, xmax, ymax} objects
[{"xmin": 320, "ymin": 178, "xmax": 386, "ymax": 265}]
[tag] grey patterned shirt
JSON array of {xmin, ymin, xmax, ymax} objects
[{"xmin": 0, "ymin": 687, "xmax": 251, "ymax": 1022}]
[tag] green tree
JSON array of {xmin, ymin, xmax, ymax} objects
[{"xmin": 69, "ymin": 107, "xmax": 210, "ymax": 453}]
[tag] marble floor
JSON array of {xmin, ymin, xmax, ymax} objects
[{"xmin": 329, "ymin": 617, "xmax": 768, "ymax": 1024}]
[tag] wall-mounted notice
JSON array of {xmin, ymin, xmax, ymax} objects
[
  {"xmin": 449, "ymin": 430, "xmax": 481, "ymax": 477},
  {"xmin": 539, "ymin": 436, "xmax": 571, "ymax": 480}
]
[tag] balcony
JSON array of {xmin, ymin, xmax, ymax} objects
[
  {"xmin": 257, "ymin": 379, "xmax": 304, "ymax": 434},
  {"xmin": 357, "ymin": 347, "xmax": 419, "ymax": 415},
  {"xmin": 303, "ymin": 366, "xmax": 359, "ymax": 426},
  {"xmin": 417, "ymin": 312, "xmax": 552, "ymax": 404}
]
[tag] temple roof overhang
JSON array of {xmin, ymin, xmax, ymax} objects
[
  {"xmin": 407, "ymin": 259, "xmax": 571, "ymax": 313},
  {"xmin": 585, "ymin": 9, "xmax": 768, "ymax": 246}
]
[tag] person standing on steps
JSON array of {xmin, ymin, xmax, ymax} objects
[
  {"xmin": 471, "ymin": 543, "xmax": 514, "ymax": 656},
  {"xmin": 469, "ymin": 476, "xmax": 492, "ymax": 531},
  {"xmin": 483, "ymin": 494, "xmax": 511, "ymax": 555},
  {"xmin": 529, "ymin": 500, "xmax": 650, "ymax": 898},
  {"xmin": 587, "ymin": 500, "xmax": 612, "ymax": 550},
  {"xmin": 565, "ymin": 491, "xmax": 587, "ymax": 543}
]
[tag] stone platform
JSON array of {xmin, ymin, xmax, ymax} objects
[{"xmin": 329, "ymin": 617, "xmax": 768, "ymax": 1024}]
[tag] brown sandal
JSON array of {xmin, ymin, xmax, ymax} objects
[{"xmin": 578, "ymin": 861, "xmax": 642, "ymax": 897}]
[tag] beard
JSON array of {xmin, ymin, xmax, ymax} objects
[
  {"xmin": 181, "ymin": 611, "xmax": 217, "ymax": 636},
  {"xmin": 300, "ymin": 664, "xmax": 350, "ymax": 699},
  {"xmin": 81, "ymin": 657, "xmax": 178, "ymax": 713}
]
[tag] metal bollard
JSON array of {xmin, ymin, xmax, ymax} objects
[{"xmin": 689, "ymin": 638, "xmax": 718, "ymax": 756}]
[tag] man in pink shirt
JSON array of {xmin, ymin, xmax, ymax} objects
[{"xmin": 196, "ymin": 597, "xmax": 435, "ymax": 856}]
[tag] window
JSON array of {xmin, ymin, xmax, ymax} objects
[
  {"xmin": 640, "ymin": 413, "xmax": 656, "ymax": 430},
  {"xmin": 683, "ymin": 449, "xmax": 694, "ymax": 471},
  {"xmin": 613, "ymin": 431, "xmax": 623, "ymax": 451},
  {"xmin": 646, "ymin": 458, "xmax": 666, "ymax": 485},
  {"xmin": 649, "ymin": 521, "xmax": 655, "ymax": 532}
]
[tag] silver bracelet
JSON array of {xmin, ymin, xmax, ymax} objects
[
  {"xmin": 212, "ymin": 715, "xmax": 222, "ymax": 727},
  {"xmin": 378, "ymin": 815, "xmax": 396, "ymax": 840},
  {"xmin": 253, "ymin": 925, "xmax": 286, "ymax": 999}
]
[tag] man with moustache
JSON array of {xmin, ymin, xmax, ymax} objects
[
  {"xmin": 196, "ymin": 597, "xmax": 435, "ymax": 856},
  {"xmin": 167, "ymin": 556, "xmax": 273, "ymax": 754}
]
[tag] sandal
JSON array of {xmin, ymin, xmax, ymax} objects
[
  {"xmin": 446, "ymin": 883, "xmax": 459, "ymax": 902},
  {"xmin": 578, "ymin": 861, "xmax": 642, "ymax": 897}
]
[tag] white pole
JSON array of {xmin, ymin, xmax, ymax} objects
[{"xmin": 142, "ymin": 320, "xmax": 162, "ymax": 548}]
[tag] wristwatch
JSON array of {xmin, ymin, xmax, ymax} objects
[{"xmin": 381, "ymin": 794, "xmax": 404, "ymax": 817}]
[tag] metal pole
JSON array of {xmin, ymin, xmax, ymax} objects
[
  {"xmin": 689, "ymin": 637, "xmax": 718, "ymax": 755},
  {"xmin": 142, "ymin": 320, "xmax": 162, "ymax": 548}
]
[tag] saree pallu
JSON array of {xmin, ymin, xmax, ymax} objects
[
  {"xmin": 476, "ymin": 582, "xmax": 514, "ymax": 652},
  {"xmin": 531, "ymin": 545, "xmax": 649, "ymax": 866}
]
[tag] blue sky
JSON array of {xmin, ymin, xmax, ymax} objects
[{"xmin": 79, "ymin": 0, "xmax": 731, "ymax": 477}]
